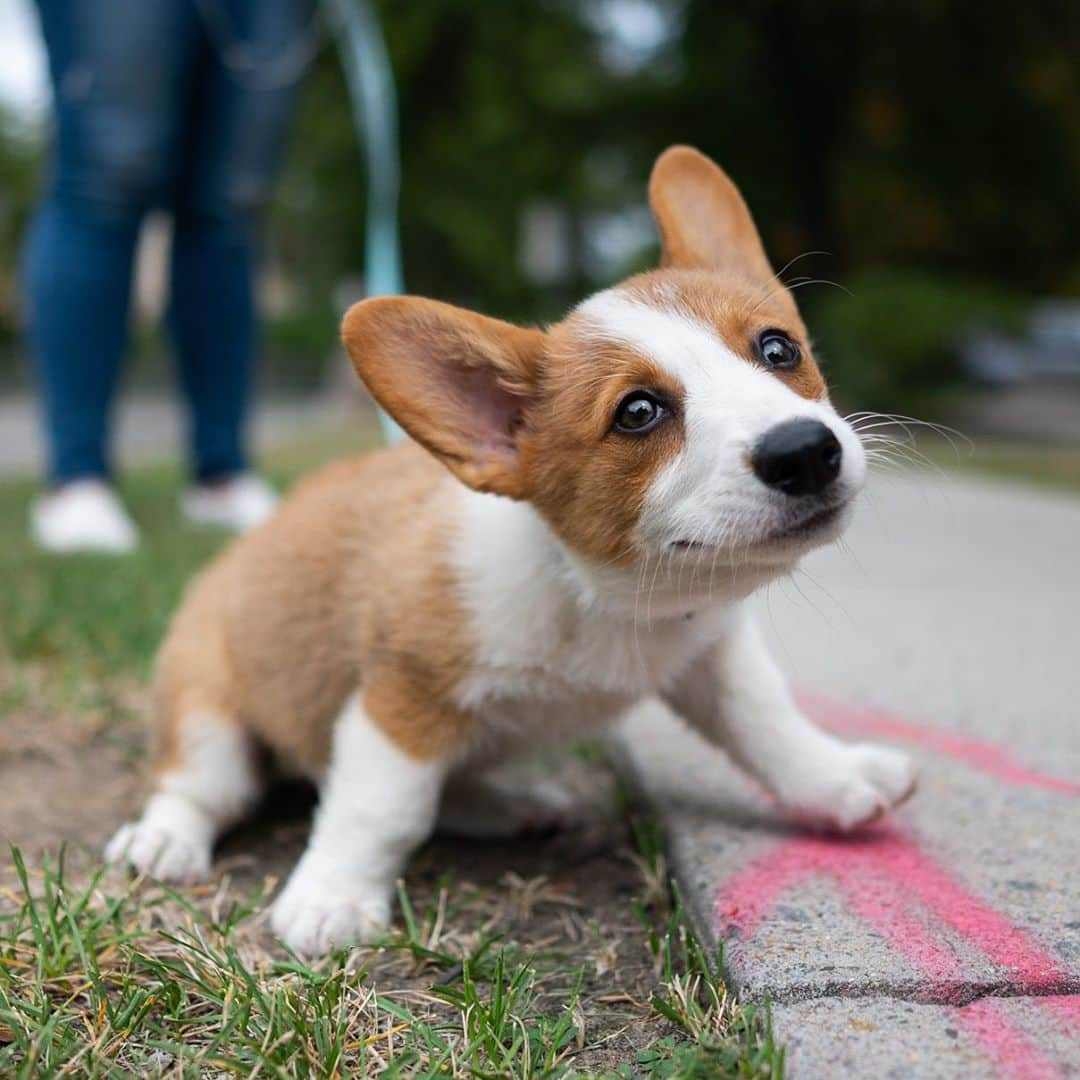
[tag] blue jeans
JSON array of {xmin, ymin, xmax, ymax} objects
[{"xmin": 24, "ymin": 0, "xmax": 314, "ymax": 484}]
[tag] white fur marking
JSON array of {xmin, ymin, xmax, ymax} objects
[
  {"xmin": 270, "ymin": 693, "xmax": 449, "ymax": 956},
  {"xmin": 452, "ymin": 488, "xmax": 740, "ymax": 762}
]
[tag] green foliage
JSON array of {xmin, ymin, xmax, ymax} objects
[
  {"xmin": 4, "ymin": 1, "xmax": 1079, "ymax": 409},
  {"xmin": 0, "ymin": 106, "xmax": 40, "ymax": 363},
  {"xmin": 271, "ymin": 0, "xmax": 1080, "ymax": 352},
  {"xmin": 810, "ymin": 270, "xmax": 1026, "ymax": 414},
  {"xmin": 274, "ymin": 0, "xmax": 623, "ymax": 324}
]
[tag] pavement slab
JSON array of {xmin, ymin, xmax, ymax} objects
[
  {"xmin": 774, "ymin": 996, "xmax": 1080, "ymax": 1080},
  {"xmin": 614, "ymin": 469, "xmax": 1080, "ymax": 1078}
]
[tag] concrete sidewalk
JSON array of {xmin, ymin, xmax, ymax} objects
[{"xmin": 616, "ymin": 469, "xmax": 1080, "ymax": 1078}]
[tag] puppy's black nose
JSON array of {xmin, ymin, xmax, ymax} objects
[{"xmin": 752, "ymin": 418, "xmax": 842, "ymax": 496}]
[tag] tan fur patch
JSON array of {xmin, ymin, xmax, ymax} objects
[
  {"xmin": 645, "ymin": 146, "xmax": 827, "ymax": 402},
  {"xmin": 622, "ymin": 270, "xmax": 828, "ymax": 401},
  {"xmin": 649, "ymin": 146, "xmax": 774, "ymax": 282},
  {"xmin": 343, "ymin": 298, "xmax": 544, "ymax": 499},
  {"xmin": 520, "ymin": 328, "xmax": 687, "ymax": 566},
  {"xmin": 153, "ymin": 444, "xmax": 477, "ymax": 773}
]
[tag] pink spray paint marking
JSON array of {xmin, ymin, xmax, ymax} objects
[
  {"xmin": 714, "ymin": 697, "xmax": 1080, "ymax": 1078},
  {"xmin": 798, "ymin": 691, "xmax": 1080, "ymax": 797},
  {"xmin": 959, "ymin": 999, "xmax": 1067, "ymax": 1080},
  {"xmin": 718, "ymin": 828, "xmax": 1075, "ymax": 1001},
  {"xmin": 838, "ymin": 871, "xmax": 1065, "ymax": 1079},
  {"xmin": 716, "ymin": 829, "xmax": 1078, "ymax": 1078},
  {"xmin": 1041, "ymin": 994, "xmax": 1080, "ymax": 1027}
]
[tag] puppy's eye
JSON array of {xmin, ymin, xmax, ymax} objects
[
  {"xmin": 614, "ymin": 391, "xmax": 667, "ymax": 435},
  {"xmin": 756, "ymin": 330, "xmax": 801, "ymax": 370}
]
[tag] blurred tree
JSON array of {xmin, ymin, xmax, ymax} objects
[
  {"xmin": 4, "ymin": 0, "xmax": 1079, "ymax": 405},
  {"xmin": 272, "ymin": 0, "xmax": 624, "ymax": 329},
  {"xmin": 619, "ymin": 0, "xmax": 1080, "ymax": 287},
  {"xmin": 273, "ymin": 0, "xmax": 1080, "ymax": 316},
  {"xmin": 0, "ymin": 107, "xmax": 39, "ymax": 360}
]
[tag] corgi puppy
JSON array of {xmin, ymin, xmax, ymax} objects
[{"xmin": 107, "ymin": 146, "xmax": 916, "ymax": 957}]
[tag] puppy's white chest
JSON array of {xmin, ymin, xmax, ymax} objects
[
  {"xmin": 452, "ymin": 489, "xmax": 736, "ymax": 751},
  {"xmin": 454, "ymin": 600, "xmax": 728, "ymax": 767},
  {"xmin": 473, "ymin": 611, "xmax": 694, "ymax": 696}
]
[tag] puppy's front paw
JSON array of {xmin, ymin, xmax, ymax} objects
[
  {"xmin": 271, "ymin": 872, "xmax": 390, "ymax": 957},
  {"xmin": 105, "ymin": 820, "xmax": 211, "ymax": 884},
  {"xmin": 777, "ymin": 741, "xmax": 917, "ymax": 832}
]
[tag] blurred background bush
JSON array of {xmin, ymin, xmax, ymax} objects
[{"xmin": 1, "ymin": 0, "xmax": 1078, "ymax": 427}]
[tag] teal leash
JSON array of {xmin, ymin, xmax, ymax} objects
[{"xmin": 323, "ymin": 0, "xmax": 406, "ymax": 444}]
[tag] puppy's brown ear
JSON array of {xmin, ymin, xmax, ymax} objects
[
  {"xmin": 342, "ymin": 297, "xmax": 543, "ymax": 499},
  {"xmin": 649, "ymin": 145, "xmax": 773, "ymax": 282}
]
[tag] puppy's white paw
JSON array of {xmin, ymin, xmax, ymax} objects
[
  {"xmin": 776, "ymin": 741, "xmax": 917, "ymax": 832},
  {"xmin": 105, "ymin": 820, "xmax": 211, "ymax": 883},
  {"xmin": 271, "ymin": 872, "xmax": 390, "ymax": 957}
]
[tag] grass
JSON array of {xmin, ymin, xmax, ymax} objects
[
  {"xmin": 0, "ymin": 427, "xmax": 376, "ymax": 695},
  {"xmin": 0, "ymin": 425, "xmax": 783, "ymax": 1078},
  {"xmin": 0, "ymin": 839, "xmax": 782, "ymax": 1077}
]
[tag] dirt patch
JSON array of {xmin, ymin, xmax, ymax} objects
[{"xmin": 0, "ymin": 695, "xmax": 146, "ymax": 856}]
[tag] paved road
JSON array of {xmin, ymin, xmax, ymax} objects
[
  {"xmin": 616, "ymin": 468, "xmax": 1080, "ymax": 1078},
  {"xmin": 0, "ymin": 393, "xmax": 354, "ymax": 478}
]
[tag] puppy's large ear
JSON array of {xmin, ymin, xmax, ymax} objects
[
  {"xmin": 649, "ymin": 145, "xmax": 773, "ymax": 281},
  {"xmin": 342, "ymin": 297, "xmax": 543, "ymax": 499}
]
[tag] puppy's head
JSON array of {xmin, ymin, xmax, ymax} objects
[{"xmin": 342, "ymin": 146, "xmax": 864, "ymax": 575}]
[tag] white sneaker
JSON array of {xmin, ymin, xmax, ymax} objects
[
  {"xmin": 31, "ymin": 479, "xmax": 140, "ymax": 554},
  {"xmin": 180, "ymin": 473, "xmax": 278, "ymax": 532}
]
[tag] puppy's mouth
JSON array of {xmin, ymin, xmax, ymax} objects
[
  {"xmin": 670, "ymin": 503, "xmax": 847, "ymax": 553},
  {"xmin": 766, "ymin": 503, "xmax": 845, "ymax": 543}
]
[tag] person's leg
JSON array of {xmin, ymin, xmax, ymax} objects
[
  {"xmin": 23, "ymin": 0, "xmax": 196, "ymax": 489},
  {"xmin": 169, "ymin": 0, "xmax": 314, "ymax": 491},
  {"xmin": 24, "ymin": 211, "xmax": 136, "ymax": 485}
]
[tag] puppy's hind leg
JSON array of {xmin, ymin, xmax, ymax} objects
[{"xmin": 106, "ymin": 709, "xmax": 263, "ymax": 884}]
